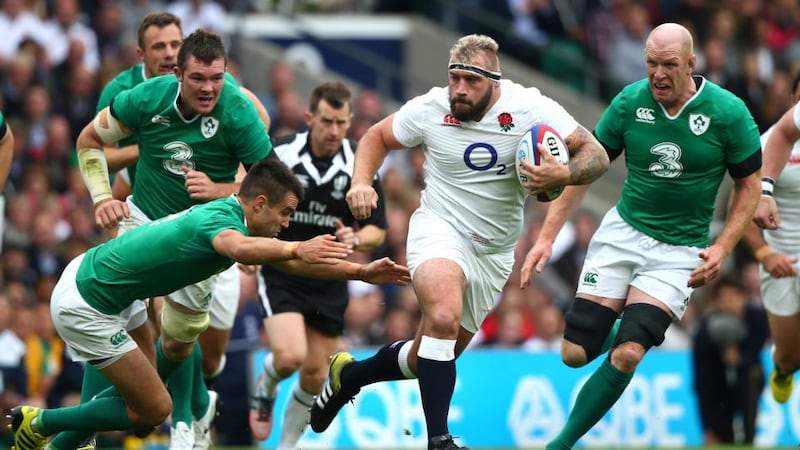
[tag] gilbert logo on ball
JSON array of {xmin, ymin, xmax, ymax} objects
[{"xmin": 515, "ymin": 124, "xmax": 570, "ymax": 202}]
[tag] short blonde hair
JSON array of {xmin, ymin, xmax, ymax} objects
[{"xmin": 449, "ymin": 34, "xmax": 500, "ymax": 72}]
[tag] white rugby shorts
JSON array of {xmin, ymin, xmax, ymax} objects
[
  {"xmin": 124, "ymin": 197, "xmax": 240, "ymax": 329},
  {"xmin": 406, "ymin": 207, "xmax": 514, "ymax": 333},
  {"xmin": 760, "ymin": 264, "xmax": 800, "ymax": 316},
  {"xmin": 51, "ymin": 254, "xmax": 139, "ymax": 368},
  {"xmin": 576, "ymin": 207, "xmax": 702, "ymax": 319}
]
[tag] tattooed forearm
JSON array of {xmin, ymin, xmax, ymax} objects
[{"xmin": 564, "ymin": 126, "xmax": 610, "ymax": 185}]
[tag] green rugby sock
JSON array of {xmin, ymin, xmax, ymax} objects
[
  {"xmin": 156, "ymin": 337, "xmax": 183, "ymax": 381},
  {"xmin": 190, "ymin": 344, "xmax": 210, "ymax": 419},
  {"xmin": 168, "ymin": 342, "xmax": 202, "ymax": 427},
  {"xmin": 545, "ymin": 358, "xmax": 633, "ymax": 449},
  {"xmin": 48, "ymin": 363, "xmax": 116, "ymax": 449},
  {"xmin": 39, "ymin": 396, "xmax": 131, "ymax": 435}
]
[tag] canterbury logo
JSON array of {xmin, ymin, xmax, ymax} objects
[
  {"xmin": 110, "ymin": 329, "xmax": 129, "ymax": 346},
  {"xmin": 635, "ymin": 107, "xmax": 655, "ymax": 123},
  {"xmin": 442, "ymin": 114, "xmax": 462, "ymax": 127},
  {"xmin": 583, "ymin": 272, "xmax": 598, "ymax": 286}
]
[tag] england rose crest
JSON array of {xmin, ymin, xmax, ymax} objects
[{"xmin": 498, "ymin": 112, "xmax": 514, "ymax": 132}]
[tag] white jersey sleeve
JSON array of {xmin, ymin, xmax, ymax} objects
[
  {"xmin": 393, "ymin": 81, "xmax": 579, "ymax": 251},
  {"xmin": 762, "ymin": 125, "xmax": 800, "ymax": 254}
]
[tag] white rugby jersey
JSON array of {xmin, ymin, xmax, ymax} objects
[
  {"xmin": 763, "ymin": 122, "xmax": 800, "ymax": 254},
  {"xmin": 392, "ymin": 79, "xmax": 578, "ymax": 250}
]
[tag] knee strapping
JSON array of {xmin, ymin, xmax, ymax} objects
[
  {"xmin": 615, "ymin": 303, "xmax": 673, "ymax": 351},
  {"xmin": 161, "ymin": 302, "xmax": 210, "ymax": 343},
  {"xmin": 564, "ymin": 298, "xmax": 619, "ymax": 362}
]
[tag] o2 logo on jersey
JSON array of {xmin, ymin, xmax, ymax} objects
[
  {"xmin": 463, "ymin": 143, "xmax": 507, "ymax": 175},
  {"xmin": 649, "ymin": 142, "xmax": 683, "ymax": 178},
  {"xmin": 163, "ymin": 141, "xmax": 196, "ymax": 176}
]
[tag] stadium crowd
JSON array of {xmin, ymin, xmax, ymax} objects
[{"xmin": 0, "ymin": 0, "xmax": 793, "ymax": 447}]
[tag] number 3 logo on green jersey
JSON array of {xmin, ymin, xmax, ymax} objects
[
  {"xmin": 163, "ymin": 141, "xmax": 196, "ymax": 176},
  {"xmin": 649, "ymin": 143, "xmax": 683, "ymax": 178}
]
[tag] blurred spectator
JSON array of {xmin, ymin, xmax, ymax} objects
[
  {"xmin": 258, "ymin": 60, "xmax": 296, "ymax": 122},
  {"xmin": 549, "ymin": 208, "xmax": 599, "ymax": 290},
  {"xmin": 522, "ymin": 303, "xmax": 564, "ymax": 351},
  {"xmin": 692, "ymin": 277, "xmax": 768, "ymax": 445},
  {"xmin": 0, "ymin": 294, "xmax": 27, "ymax": 448},
  {"xmin": 1, "ymin": 53, "xmax": 37, "ymax": 119},
  {"xmin": 167, "ymin": 0, "xmax": 228, "ymax": 36},
  {"xmin": 0, "ymin": 0, "xmax": 45, "ymax": 67},
  {"xmin": 92, "ymin": 1, "xmax": 127, "ymax": 63},
  {"xmin": 54, "ymin": 65, "xmax": 98, "ymax": 143},
  {"xmin": 23, "ymin": 302, "xmax": 63, "ymax": 404},
  {"xmin": 19, "ymin": 85, "xmax": 52, "ymax": 164},
  {"xmin": 606, "ymin": 2, "xmax": 651, "ymax": 93},
  {"xmin": 340, "ymin": 281, "xmax": 386, "ymax": 349},
  {"xmin": 42, "ymin": 0, "xmax": 100, "ymax": 74},
  {"xmin": 699, "ymin": 37, "xmax": 733, "ymax": 89}
]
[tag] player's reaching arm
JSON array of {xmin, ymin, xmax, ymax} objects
[
  {"xmin": 740, "ymin": 217, "xmax": 798, "ymax": 278},
  {"xmin": 755, "ymin": 104, "xmax": 800, "ymax": 230},
  {"xmin": 688, "ymin": 168, "xmax": 761, "ymax": 288},
  {"xmin": 0, "ymin": 114, "xmax": 14, "ymax": 190},
  {"xmin": 213, "ymin": 230, "xmax": 351, "ymax": 265},
  {"xmin": 212, "ymin": 229, "xmax": 409, "ymax": 284},
  {"xmin": 76, "ymin": 106, "xmax": 135, "ymax": 229},
  {"xmin": 347, "ymin": 115, "xmax": 402, "ymax": 220}
]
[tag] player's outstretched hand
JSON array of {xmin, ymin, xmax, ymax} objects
[
  {"xmin": 346, "ymin": 184, "xmax": 378, "ymax": 220},
  {"xmin": 762, "ymin": 252, "xmax": 799, "ymax": 278},
  {"xmin": 359, "ymin": 257, "xmax": 411, "ymax": 285},
  {"xmin": 520, "ymin": 239, "xmax": 552, "ymax": 288},
  {"xmin": 182, "ymin": 167, "xmax": 220, "ymax": 201},
  {"xmin": 753, "ymin": 195, "xmax": 781, "ymax": 230},
  {"xmin": 297, "ymin": 234, "xmax": 352, "ymax": 264},
  {"xmin": 94, "ymin": 198, "xmax": 130, "ymax": 229},
  {"xmin": 688, "ymin": 244, "xmax": 726, "ymax": 288}
]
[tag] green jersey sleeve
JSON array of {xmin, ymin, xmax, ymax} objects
[
  {"xmin": 222, "ymin": 85, "xmax": 272, "ymax": 164},
  {"xmin": 594, "ymin": 86, "xmax": 630, "ymax": 150},
  {"xmin": 721, "ymin": 95, "xmax": 761, "ymax": 167}
]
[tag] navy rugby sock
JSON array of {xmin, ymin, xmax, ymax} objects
[
  {"xmin": 417, "ymin": 356, "xmax": 455, "ymax": 444},
  {"xmin": 341, "ymin": 340, "xmax": 411, "ymax": 390}
]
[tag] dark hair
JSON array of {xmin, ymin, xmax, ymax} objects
[
  {"xmin": 137, "ymin": 12, "xmax": 182, "ymax": 49},
  {"xmin": 240, "ymin": 158, "xmax": 304, "ymax": 205},
  {"xmin": 309, "ymin": 81, "xmax": 352, "ymax": 113},
  {"xmin": 177, "ymin": 30, "xmax": 226, "ymax": 72}
]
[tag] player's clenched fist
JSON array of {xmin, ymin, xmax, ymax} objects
[
  {"xmin": 346, "ymin": 184, "xmax": 378, "ymax": 220},
  {"xmin": 94, "ymin": 198, "xmax": 130, "ymax": 229}
]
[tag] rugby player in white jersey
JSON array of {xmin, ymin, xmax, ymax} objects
[
  {"xmin": 751, "ymin": 72, "xmax": 800, "ymax": 404},
  {"xmin": 309, "ymin": 34, "xmax": 610, "ymax": 450}
]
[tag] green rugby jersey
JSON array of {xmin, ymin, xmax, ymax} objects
[
  {"xmin": 111, "ymin": 74, "xmax": 270, "ymax": 219},
  {"xmin": 98, "ymin": 65, "xmax": 242, "ymax": 186},
  {"xmin": 76, "ymin": 196, "xmax": 247, "ymax": 314},
  {"xmin": 595, "ymin": 77, "xmax": 760, "ymax": 247}
]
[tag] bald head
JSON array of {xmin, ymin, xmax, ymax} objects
[{"xmin": 646, "ymin": 23, "xmax": 694, "ymax": 58}]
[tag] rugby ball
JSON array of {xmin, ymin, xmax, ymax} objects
[{"xmin": 516, "ymin": 124, "xmax": 570, "ymax": 202}]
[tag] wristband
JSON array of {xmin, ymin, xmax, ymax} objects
[
  {"xmin": 282, "ymin": 242, "xmax": 299, "ymax": 259},
  {"xmin": 762, "ymin": 177, "xmax": 775, "ymax": 196},
  {"xmin": 345, "ymin": 262, "xmax": 364, "ymax": 279},
  {"xmin": 77, "ymin": 147, "xmax": 113, "ymax": 205},
  {"xmin": 753, "ymin": 245, "xmax": 772, "ymax": 262}
]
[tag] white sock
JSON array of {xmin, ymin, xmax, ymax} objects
[
  {"xmin": 277, "ymin": 384, "xmax": 315, "ymax": 449},
  {"xmin": 261, "ymin": 352, "xmax": 282, "ymax": 398}
]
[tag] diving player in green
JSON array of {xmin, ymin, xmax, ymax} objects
[
  {"xmin": 71, "ymin": 28, "xmax": 274, "ymax": 449},
  {"xmin": 6, "ymin": 158, "xmax": 411, "ymax": 450},
  {"xmin": 521, "ymin": 23, "xmax": 762, "ymax": 449}
]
